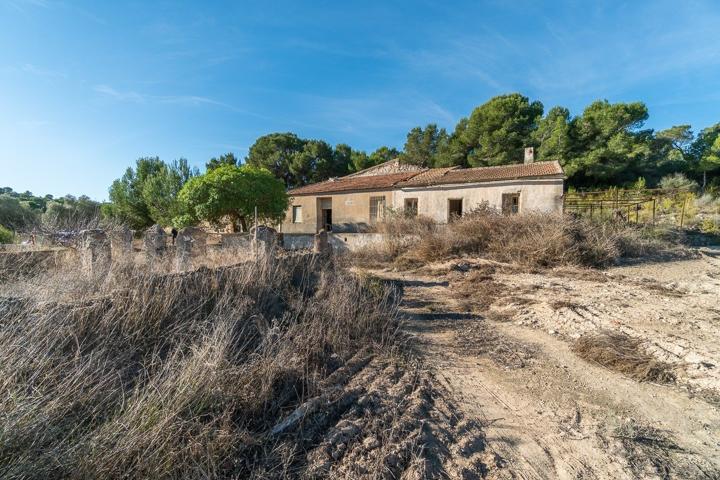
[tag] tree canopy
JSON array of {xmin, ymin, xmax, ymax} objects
[
  {"xmin": 103, "ymin": 157, "xmax": 198, "ymax": 229},
  {"xmin": 176, "ymin": 165, "xmax": 288, "ymax": 232}
]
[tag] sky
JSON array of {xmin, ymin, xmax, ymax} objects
[{"xmin": 2, "ymin": 0, "xmax": 720, "ymax": 200}]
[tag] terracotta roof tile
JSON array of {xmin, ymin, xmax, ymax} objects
[
  {"xmin": 287, "ymin": 161, "xmax": 564, "ymax": 195},
  {"xmin": 287, "ymin": 171, "xmax": 420, "ymax": 195},
  {"xmin": 397, "ymin": 161, "xmax": 563, "ymax": 187}
]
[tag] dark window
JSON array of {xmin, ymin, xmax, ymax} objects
[
  {"xmin": 292, "ymin": 205, "xmax": 302, "ymax": 223},
  {"xmin": 404, "ymin": 198, "xmax": 418, "ymax": 216},
  {"xmin": 448, "ymin": 199, "xmax": 463, "ymax": 220},
  {"xmin": 502, "ymin": 193, "xmax": 520, "ymax": 215}
]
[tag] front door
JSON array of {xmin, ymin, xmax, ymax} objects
[
  {"xmin": 322, "ymin": 208, "xmax": 332, "ymax": 231},
  {"xmin": 318, "ymin": 197, "xmax": 332, "ymax": 232}
]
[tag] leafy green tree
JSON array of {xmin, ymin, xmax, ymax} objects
[
  {"xmin": 246, "ymin": 133, "xmax": 306, "ymax": 187},
  {"xmin": 401, "ymin": 124, "xmax": 449, "ymax": 167},
  {"xmin": 176, "ymin": 165, "xmax": 288, "ymax": 232},
  {"xmin": 462, "ymin": 93, "xmax": 544, "ymax": 166},
  {"xmin": 0, "ymin": 224, "xmax": 13, "ymax": 243},
  {"xmin": 349, "ymin": 146, "xmax": 401, "ymax": 172},
  {"xmin": 104, "ymin": 157, "xmax": 164, "ymax": 229},
  {"xmin": 0, "ymin": 194, "xmax": 38, "ymax": 231},
  {"xmin": 565, "ymin": 100, "xmax": 651, "ymax": 186},
  {"xmin": 142, "ymin": 159, "xmax": 198, "ymax": 227},
  {"xmin": 104, "ymin": 157, "xmax": 196, "ymax": 229},
  {"xmin": 533, "ymin": 106, "xmax": 572, "ymax": 161},
  {"xmin": 692, "ymin": 124, "xmax": 720, "ymax": 189},
  {"xmin": 288, "ymin": 140, "xmax": 337, "ymax": 185},
  {"xmin": 647, "ymin": 125, "xmax": 695, "ymax": 182},
  {"xmin": 206, "ymin": 152, "xmax": 238, "ymax": 171}
]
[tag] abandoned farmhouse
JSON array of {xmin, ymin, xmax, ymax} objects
[{"xmin": 281, "ymin": 153, "xmax": 565, "ymax": 234}]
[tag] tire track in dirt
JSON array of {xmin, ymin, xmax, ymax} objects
[{"xmin": 371, "ymin": 260, "xmax": 720, "ymax": 479}]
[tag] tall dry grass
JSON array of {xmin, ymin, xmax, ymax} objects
[
  {"xmin": 357, "ymin": 205, "xmax": 678, "ymax": 269},
  {"xmin": 0, "ymin": 252, "xmax": 399, "ymax": 478}
]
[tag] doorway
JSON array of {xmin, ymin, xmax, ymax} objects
[
  {"xmin": 322, "ymin": 208, "xmax": 332, "ymax": 231},
  {"xmin": 448, "ymin": 198, "xmax": 463, "ymax": 221},
  {"xmin": 318, "ymin": 197, "xmax": 332, "ymax": 232}
]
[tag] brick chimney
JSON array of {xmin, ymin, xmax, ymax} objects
[{"xmin": 524, "ymin": 147, "xmax": 535, "ymax": 164}]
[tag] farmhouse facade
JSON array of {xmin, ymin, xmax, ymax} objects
[{"xmin": 281, "ymin": 158, "xmax": 565, "ymax": 234}]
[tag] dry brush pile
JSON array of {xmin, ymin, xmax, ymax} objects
[
  {"xmin": 0, "ymin": 253, "xmax": 397, "ymax": 478},
  {"xmin": 359, "ymin": 205, "xmax": 683, "ymax": 269}
]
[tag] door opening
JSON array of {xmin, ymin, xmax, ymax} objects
[
  {"xmin": 322, "ymin": 208, "xmax": 332, "ymax": 231},
  {"xmin": 448, "ymin": 199, "xmax": 463, "ymax": 221}
]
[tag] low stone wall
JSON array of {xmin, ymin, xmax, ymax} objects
[
  {"xmin": 0, "ymin": 248, "xmax": 76, "ymax": 281},
  {"xmin": 282, "ymin": 233, "xmax": 388, "ymax": 252}
]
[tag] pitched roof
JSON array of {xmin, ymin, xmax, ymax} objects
[
  {"xmin": 397, "ymin": 161, "xmax": 564, "ymax": 188},
  {"xmin": 287, "ymin": 161, "xmax": 564, "ymax": 196},
  {"xmin": 287, "ymin": 171, "xmax": 420, "ymax": 195},
  {"xmin": 344, "ymin": 159, "xmax": 424, "ymax": 178}
]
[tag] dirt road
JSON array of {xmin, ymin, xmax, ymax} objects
[{"xmin": 368, "ymin": 250, "xmax": 720, "ymax": 479}]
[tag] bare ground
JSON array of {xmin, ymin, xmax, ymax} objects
[{"xmin": 362, "ymin": 248, "xmax": 720, "ymax": 479}]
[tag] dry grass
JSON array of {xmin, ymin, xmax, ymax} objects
[
  {"xmin": 0, "ymin": 251, "xmax": 402, "ymax": 479},
  {"xmin": 355, "ymin": 205, "xmax": 678, "ymax": 270},
  {"xmin": 572, "ymin": 331, "xmax": 676, "ymax": 384}
]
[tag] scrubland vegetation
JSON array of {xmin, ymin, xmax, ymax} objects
[
  {"xmin": 360, "ymin": 206, "xmax": 685, "ymax": 270},
  {"xmin": 0, "ymin": 253, "xmax": 405, "ymax": 478}
]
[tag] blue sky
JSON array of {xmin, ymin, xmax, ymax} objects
[{"xmin": 2, "ymin": 0, "xmax": 720, "ymax": 200}]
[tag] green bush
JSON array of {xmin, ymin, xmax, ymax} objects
[{"xmin": 0, "ymin": 224, "xmax": 14, "ymax": 243}]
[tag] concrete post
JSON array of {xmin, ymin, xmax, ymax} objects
[
  {"xmin": 252, "ymin": 226, "xmax": 276, "ymax": 256},
  {"xmin": 175, "ymin": 226, "xmax": 207, "ymax": 271},
  {"xmin": 110, "ymin": 227, "xmax": 133, "ymax": 256},
  {"xmin": 313, "ymin": 229, "xmax": 331, "ymax": 255},
  {"xmin": 79, "ymin": 229, "xmax": 111, "ymax": 277},
  {"xmin": 144, "ymin": 224, "xmax": 166, "ymax": 260}
]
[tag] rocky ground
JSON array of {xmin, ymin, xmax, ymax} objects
[{"xmin": 363, "ymin": 248, "xmax": 720, "ymax": 479}]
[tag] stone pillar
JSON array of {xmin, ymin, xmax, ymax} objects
[
  {"xmin": 144, "ymin": 224, "xmax": 166, "ymax": 260},
  {"xmin": 111, "ymin": 227, "xmax": 133, "ymax": 255},
  {"xmin": 79, "ymin": 229, "xmax": 111, "ymax": 277},
  {"xmin": 175, "ymin": 226, "xmax": 207, "ymax": 271},
  {"xmin": 252, "ymin": 226, "xmax": 277, "ymax": 256},
  {"xmin": 313, "ymin": 229, "xmax": 331, "ymax": 255}
]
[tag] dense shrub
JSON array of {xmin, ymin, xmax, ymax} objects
[{"xmin": 0, "ymin": 225, "xmax": 13, "ymax": 243}]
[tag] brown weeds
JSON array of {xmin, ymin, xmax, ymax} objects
[
  {"xmin": 572, "ymin": 331, "xmax": 676, "ymax": 384},
  {"xmin": 356, "ymin": 206, "xmax": 679, "ymax": 270},
  {"xmin": 0, "ymin": 252, "xmax": 401, "ymax": 478}
]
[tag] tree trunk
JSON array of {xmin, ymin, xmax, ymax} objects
[
  {"xmin": 703, "ymin": 170, "xmax": 707, "ymax": 191},
  {"xmin": 239, "ymin": 216, "xmax": 248, "ymax": 232}
]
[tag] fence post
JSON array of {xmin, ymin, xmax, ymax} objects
[{"xmin": 680, "ymin": 195, "xmax": 688, "ymax": 228}]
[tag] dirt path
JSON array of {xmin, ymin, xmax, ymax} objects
[{"xmin": 369, "ymin": 253, "xmax": 720, "ymax": 479}]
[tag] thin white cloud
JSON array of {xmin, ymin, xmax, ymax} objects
[
  {"xmin": 92, "ymin": 84, "xmax": 270, "ymax": 120},
  {"xmin": 21, "ymin": 63, "xmax": 67, "ymax": 78}
]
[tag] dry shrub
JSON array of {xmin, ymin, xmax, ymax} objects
[
  {"xmin": 572, "ymin": 331, "xmax": 675, "ymax": 384},
  {"xmin": 0, "ymin": 253, "xmax": 400, "ymax": 479},
  {"xmin": 358, "ymin": 205, "xmax": 679, "ymax": 269}
]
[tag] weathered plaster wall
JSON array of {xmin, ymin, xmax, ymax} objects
[
  {"xmin": 282, "ymin": 233, "xmax": 389, "ymax": 252},
  {"xmin": 282, "ymin": 190, "xmax": 394, "ymax": 234},
  {"xmin": 392, "ymin": 178, "xmax": 563, "ymax": 222},
  {"xmin": 281, "ymin": 177, "xmax": 564, "ymax": 232}
]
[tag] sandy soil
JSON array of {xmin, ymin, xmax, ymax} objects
[{"xmin": 366, "ymin": 249, "xmax": 720, "ymax": 479}]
